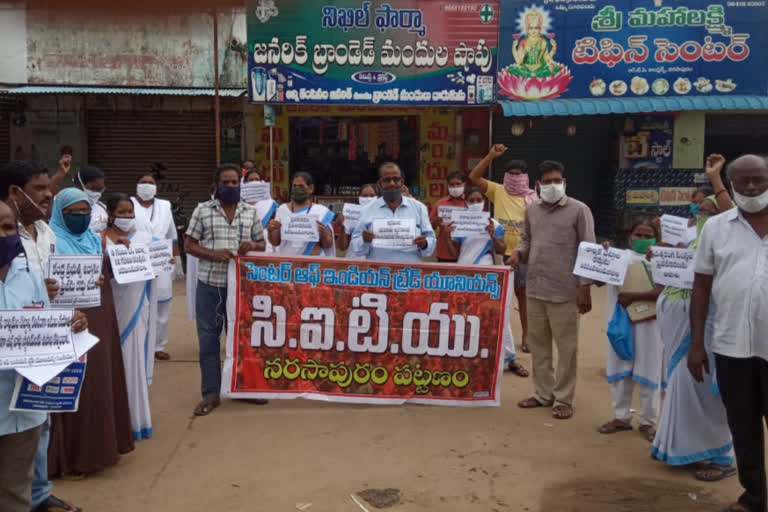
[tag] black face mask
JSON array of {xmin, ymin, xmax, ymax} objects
[
  {"xmin": 215, "ymin": 185, "xmax": 241, "ymax": 204},
  {"xmin": 381, "ymin": 188, "xmax": 403, "ymax": 204},
  {"xmin": 0, "ymin": 234, "xmax": 25, "ymax": 269}
]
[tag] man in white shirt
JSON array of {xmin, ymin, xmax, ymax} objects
[
  {"xmin": 132, "ymin": 173, "xmax": 179, "ymax": 361},
  {"xmin": 690, "ymin": 154, "xmax": 768, "ymax": 512}
]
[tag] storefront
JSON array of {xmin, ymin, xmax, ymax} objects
[
  {"xmin": 246, "ymin": 0, "xmax": 500, "ymax": 209},
  {"xmin": 496, "ymin": 1, "xmax": 768, "ymax": 240}
]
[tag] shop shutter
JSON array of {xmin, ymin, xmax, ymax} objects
[
  {"xmin": 0, "ymin": 110, "xmax": 9, "ymax": 168},
  {"xmin": 491, "ymin": 114, "xmax": 619, "ymax": 239},
  {"xmin": 86, "ymin": 109, "xmax": 216, "ymax": 221}
]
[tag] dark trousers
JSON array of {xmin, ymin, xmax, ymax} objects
[
  {"xmin": 716, "ymin": 354, "xmax": 768, "ymax": 512},
  {"xmin": 196, "ymin": 280, "xmax": 228, "ymax": 398}
]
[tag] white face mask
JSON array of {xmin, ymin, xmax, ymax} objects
[
  {"xmin": 733, "ymin": 189, "xmax": 768, "ymax": 214},
  {"xmin": 466, "ymin": 202, "xmax": 484, "ymax": 212},
  {"xmin": 358, "ymin": 196, "xmax": 375, "ymax": 206},
  {"xmin": 136, "ymin": 183, "xmax": 157, "ymax": 201},
  {"xmin": 84, "ymin": 188, "xmax": 103, "ymax": 205},
  {"xmin": 539, "ymin": 183, "xmax": 566, "ymax": 204},
  {"xmin": 449, "ymin": 186, "xmax": 465, "ymax": 198},
  {"xmin": 113, "ymin": 217, "xmax": 135, "ymax": 233}
]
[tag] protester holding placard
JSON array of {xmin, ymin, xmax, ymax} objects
[
  {"xmin": 469, "ymin": 145, "xmax": 536, "ymax": 353},
  {"xmin": 596, "ymin": 220, "xmax": 664, "ymax": 443},
  {"xmin": 48, "ymin": 188, "xmax": 135, "ymax": 478},
  {"xmin": 351, "ymin": 163, "xmax": 435, "ymax": 263},
  {"xmin": 185, "ymin": 164, "xmax": 266, "ymax": 417},
  {"xmin": 268, "ymin": 172, "xmax": 335, "ymax": 257},
  {"xmin": 243, "ymin": 169, "xmax": 278, "ymax": 253},
  {"xmin": 0, "ymin": 199, "xmax": 88, "ymax": 512},
  {"xmin": 511, "ymin": 161, "xmax": 595, "ymax": 420},
  {"xmin": 335, "ymin": 183, "xmax": 378, "ymax": 253},
  {"xmin": 429, "ymin": 171, "xmax": 467, "ymax": 263},
  {"xmin": 441, "ymin": 186, "xmax": 528, "ymax": 378},
  {"xmin": 74, "ymin": 167, "xmax": 108, "ymax": 233},
  {"xmin": 105, "ymin": 193, "xmax": 158, "ymax": 442},
  {"xmin": 651, "ymin": 194, "xmax": 736, "ymax": 482},
  {"xmin": 131, "ymin": 173, "xmax": 178, "ymax": 362}
]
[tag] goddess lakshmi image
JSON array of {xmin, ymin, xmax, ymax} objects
[{"xmin": 498, "ymin": 6, "xmax": 573, "ymax": 100}]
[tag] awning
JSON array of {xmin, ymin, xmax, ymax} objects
[
  {"xmin": 0, "ymin": 86, "xmax": 247, "ymax": 97},
  {"xmin": 498, "ymin": 95, "xmax": 768, "ymax": 117}
]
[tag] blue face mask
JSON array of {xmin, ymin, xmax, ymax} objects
[
  {"xmin": 689, "ymin": 203, "xmax": 700, "ymax": 215},
  {"xmin": 215, "ymin": 185, "xmax": 241, "ymax": 205},
  {"xmin": 63, "ymin": 213, "xmax": 91, "ymax": 235},
  {"xmin": 0, "ymin": 234, "xmax": 25, "ymax": 268}
]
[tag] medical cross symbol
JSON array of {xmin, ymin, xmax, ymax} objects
[{"xmin": 480, "ymin": 3, "xmax": 494, "ymax": 24}]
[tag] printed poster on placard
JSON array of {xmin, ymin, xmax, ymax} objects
[
  {"xmin": 497, "ymin": 1, "xmax": 768, "ymax": 101},
  {"xmin": 222, "ymin": 255, "xmax": 507, "ymax": 405},
  {"xmin": 247, "ymin": 0, "xmax": 499, "ymax": 105}
]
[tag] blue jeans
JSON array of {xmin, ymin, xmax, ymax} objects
[
  {"xmin": 31, "ymin": 415, "xmax": 52, "ymax": 507},
  {"xmin": 196, "ymin": 281, "xmax": 227, "ymax": 398}
]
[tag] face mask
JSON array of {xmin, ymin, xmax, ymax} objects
[
  {"xmin": 84, "ymin": 188, "xmax": 103, "ymax": 205},
  {"xmin": 358, "ymin": 196, "xmax": 375, "ymax": 206},
  {"xmin": 381, "ymin": 187, "xmax": 403, "ymax": 204},
  {"xmin": 0, "ymin": 234, "xmax": 25, "ymax": 268},
  {"xmin": 113, "ymin": 217, "xmax": 135, "ymax": 233},
  {"xmin": 467, "ymin": 202, "xmax": 484, "ymax": 212},
  {"xmin": 539, "ymin": 183, "xmax": 566, "ymax": 203},
  {"xmin": 215, "ymin": 185, "xmax": 241, "ymax": 204},
  {"xmin": 733, "ymin": 189, "xmax": 768, "ymax": 214},
  {"xmin": 689, "ymin": 203, "xmax": 700, "ymax": 215},
  {"xmin": 504, "ymin": 173, "xmax": 532, "ymax": 195},
  {"xmin": 136, "ymin": 183, "xmax": 157, "ymax": 201},
  {"xmin": 291, "ymin": 187, "xmax": 310, "ymax": 203},
  {"xmin": 63, "ymin": 213, "xmax": 91, "ymax": 235},
  {"xmin": 631, "ymin": 238, "xmax": 656, "ymax": 254},
  {"xmin": 449, "ymin": 186, "xmax": 465, "ymax": 198}
]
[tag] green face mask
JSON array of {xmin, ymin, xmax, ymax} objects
[
  {"xmin": 631, "ymin": 238, "xmax": 656, "ymax": 254},
  {"xmin": 291, "ymin": 187, "xmax": 310, "ymax": 203}
]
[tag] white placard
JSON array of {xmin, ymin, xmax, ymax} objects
[
  {"xmin": 449, "ymin": 209, "xmax": 490, "ymax": 239},
  {"xmin": 0, "ymin": 310, "xmax": 77, "ymax": 371},
  {"xmin": 241, "ymin": 182, "xmax": 271, "ymax": 204},
  {"xmin": 47, "ymin": 255, "xmax": 102, "ymax": 309},
  {"xmin": 281, "ymin": 214, "xmax": 320, "ymax": 242},
  {"xmin": 107, "ymin": 243, "xmax": 156, "ymax": 284},
  {"xmin": 372, "ymin": 218, "xmax": 417, "ymax": 248},
  {"xmin": 650, "ymin": 247, "xmax": 695, "ymax": 289},
  {"xmin": 148, "ymin": 240, "xmax": 174, "ymax": 275},
  {"xmin": 661, "ymin": 215, "xmax": 697, "ymax": 246},
  {"xmin": 342, "ymin": 203, "xmax": 363, "ymax": 231},
  {"xmin": 438, "ymin": 205, "xmax": 461, "ymax": 222},
  {"xmin": 572, "ymin": 242, "xmax": 632, "ymax": 286}
]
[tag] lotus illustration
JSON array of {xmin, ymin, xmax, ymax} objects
[{"xmin": 498, "ymin": 66, "xmax": 573, "ymax": 100}]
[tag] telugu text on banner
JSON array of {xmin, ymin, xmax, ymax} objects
[{"xmin": 223, "ymin": 255, "xmax": 507, "ymax": 405}]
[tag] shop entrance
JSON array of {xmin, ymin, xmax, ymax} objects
[
  {"xmin": 706, "ymin": 114, "xmax": 768, "ymax": 161},
  {"xmin": 289, "ymin": 116, "xmax": 420, "ymax": 198}
]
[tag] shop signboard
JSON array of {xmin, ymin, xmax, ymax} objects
[
  {"xmin": 619, "ymin": 115, "xmax": 674, "ymax": 169},
  {"xmin": 497, "ymin": 1, "xmax": 768, "ymax": 101},
  {"xmin": 247, "ymin": 0, "xmax": 500, "ymax": 106}
]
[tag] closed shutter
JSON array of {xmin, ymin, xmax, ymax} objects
[
  {"xmin": 0, "ymin": 109, "xmax": 10, "ymax": 168},
  {"xmin": 86, "ymin": 109, "xmax": 216, "ymax": 221},
  {"xmin": 491, "ymin": 113, "xmax": 620, "ymax": 239}
]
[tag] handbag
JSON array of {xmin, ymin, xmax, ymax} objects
[{"xmin": 607, "ymin": 302, "xmax": 634, "ymax": 361}]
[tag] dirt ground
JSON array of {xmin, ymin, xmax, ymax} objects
[{"xmin": 53, "ymin": 283, "xmax": 743, "ymax": 512}]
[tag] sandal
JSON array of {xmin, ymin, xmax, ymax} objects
[
  {"xmin": 32, "ymin": 495, "xmax": 82, "ymax": 512},
  {"xmin": 552, "ymin": 404, "xmax": 574, "ymax": 420},
  {"xmin": 598, "ymin": 419, "xmax": 633, "ymax": 434},
  {"xmin": 638, "ymin": 424, "xmax": 656, "ymax": 442},
  {"xmin": 155, "ymin": 351, "xmax": 171, "ymax": 361},
  {"xmin": 521, "ymin": 342, "xmax": 531, "ymax": 354},
  {"xmin": 695, "ymin": 464, "xmax": 737, "ymax": 482},
  {"xmin": 193, "ymin": 396, "xmax": 221, "ymax": 416},
  {"xmin": 508, "ymin": 361, "xmax": 529, "ymax": 378},
  {"xmin": 518, "ymin": 396, "xmax": 552, "ymax": 408}
]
